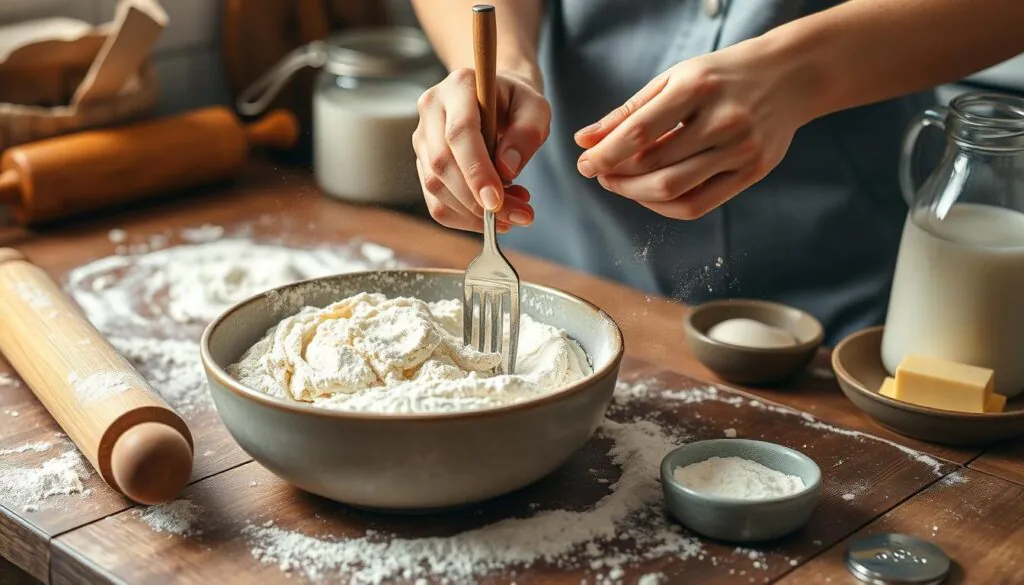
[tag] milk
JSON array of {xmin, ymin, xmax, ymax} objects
[
  {"xmin": 314, "ymin": 81, "xmax": 425, "ymax": 205},
  {"xmin": 882, "ymin": 203, "xmax": 1024, "ymax": 396}
]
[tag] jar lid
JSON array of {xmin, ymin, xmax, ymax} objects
[
  {"xmin": 323, "ymin": 27, "xmax": 437, "ymax": 78},
  {"xmin": 845, "ymin": 533, "xmax": 951, "ymax": 585}
]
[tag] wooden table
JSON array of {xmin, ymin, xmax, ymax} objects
[{"xmin": 1, "ymin": 163, "xmax": 1022, "ymax": 584}]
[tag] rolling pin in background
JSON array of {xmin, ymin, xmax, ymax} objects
[
  {"xmin": 0, "ymin": 106, "xmax": 299, "ymax": 225},
  {"xmin": 0, "ymin": 248, "xmax": 193, "ymax": 505}
]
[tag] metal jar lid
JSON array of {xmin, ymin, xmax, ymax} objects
[
  {"xmin": 322, "ymin": 27, "xmax": 436, "ymax": 78},
  {"xmin": 237, "ymin": 26, "xmax": 436, "ymax": 116},
  {"xmin": 846, "ymin": 533, "xmax": 951, "ymax": 585}
]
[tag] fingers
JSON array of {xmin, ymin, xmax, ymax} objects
[
  {"xmin": 578, "ymin": 86, "xmax": 699, "ymax": 177},
  {"xmin": 495, "ymin": 83, "xmax": 551, "ymax": 181},
  {"xmin": 417, "ymin": 159, "xmax": 533, "ymax": 233},
  {"xmin": 574, "ymin": 74, "xmax": 670, "ymax": 150},
  {"xmin": 438, "ymin": 70, "xmax": 505, "ymax": 211},
  {"xmin": 607, "ymin": 110, "xmax": 741, "ymax": 177},
  {"xmin": 598, "ymin": 145, "xmax": 736, "ymax": 204},
  {"xmin": 638, "ymin": 171, "xmax": 754, "ymax": 220}
]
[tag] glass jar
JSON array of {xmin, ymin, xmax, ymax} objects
[
  {"xmin": 882, "ymin": 92, "xmax": 1024, "ymax": 396},
  {"xmin": 238, "ymin": 28, "xmax": 444, "ymax": 205}
]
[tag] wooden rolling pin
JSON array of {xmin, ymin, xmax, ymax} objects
[
  {"xmin": 0, "ymin": 106, "xmax": 298, "ymax": 225},
  {"xmin": 0, "ymin": 248, "xmax": 193, "ymax": 505}
]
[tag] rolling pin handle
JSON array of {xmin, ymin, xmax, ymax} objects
[
  {"xmin": 0, "ymin": 169, "xmax": 21, "ymax": 206},
  {"xmin": 244, "ymin": 109, "xmax": 300, "ymax": 151},
  {"xmin": 0, "ymin": 248, "xmax": 25, "ymax": 265},
  {"xmin": 110, "ymin": 422, "xmax": 193, "ymax": 505}
]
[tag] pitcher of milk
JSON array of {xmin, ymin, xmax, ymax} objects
[{"xmin": 882, "ymin": 92, "xmax": 1024, "ymax": 396}]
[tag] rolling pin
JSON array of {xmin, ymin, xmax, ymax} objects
[
  {"xmin": 0, "ymin": 106, "xmax": 299, "ymax": 225},
  {"xmin": 0, "ymin": 248, "xmax": 193, "ymax": 505}
]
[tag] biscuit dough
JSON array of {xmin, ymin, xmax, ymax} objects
[{"xmin": 228, "ymin": 293, "xmax": 591, "ymax": 413}]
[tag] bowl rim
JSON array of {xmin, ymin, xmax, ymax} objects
[
  {"xmin": 832, "ymin": 326, "xmax": 1024, "ymax": 420},
  {"xmin": 200, "ymin": 268, "xmax": 625, "ymax": 421},
  {"xmin": 660, "ymin": 439, "xmax": 822, "ymax": 506},
  {"xmin": 684, "ymin": 299, "xmax": 824, "ymax": 355}
]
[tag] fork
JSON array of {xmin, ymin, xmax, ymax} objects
[{"xmin": 462, "ymin": 4, "xmax": 521, "ymax": 374}]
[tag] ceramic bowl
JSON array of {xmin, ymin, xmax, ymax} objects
[
  {"xmin": 684, "ymin": 299, "xmax": 824, "ymax": 385},
  {"xmin": 201, "ymin": 269, "xmax": 624, "ymax": 511},
  {"xmin": 661, "ymin": 439, "xmax": 821, "ymax": 543},
  {"xmin": 832, "ymin": 326, "xmax": 1024, "ymax": 446}
]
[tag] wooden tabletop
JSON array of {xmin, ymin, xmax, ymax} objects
[{"xmin": 0, "ymin": 162, "xmax": 1022, "ymax": 584}]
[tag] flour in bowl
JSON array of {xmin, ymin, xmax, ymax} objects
[{"xmin": 228, "ymin": 293, "xmax": 591, "ymax": 413}]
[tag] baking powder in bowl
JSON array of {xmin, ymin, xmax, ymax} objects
[
  {"xmin": 672, "ymin": 457, "xmax": 805, "ymax": 500},
  {"xmin": 227, "ymin": 293, "xmax": 592, "ymax": 413}
]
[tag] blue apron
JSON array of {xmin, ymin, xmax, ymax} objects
[{"xmin": 504, "ymin": 0, "xmax": 935, "ymax": 345}]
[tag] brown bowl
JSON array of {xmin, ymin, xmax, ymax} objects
[
  {"xmin": 684, "ymin": 299, "xmax": 824, "ymax": 385},
  {"xmin": 832, "ymin": 326, "xmax": 1024, "ymax": 446}
]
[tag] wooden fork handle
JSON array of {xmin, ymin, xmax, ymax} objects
[{"xmin": 473, "ymin": 5, "xmax": 498, "ymax": 161}]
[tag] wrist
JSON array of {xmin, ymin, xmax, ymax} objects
[{"xmin": 749, "ymin": 23, "xmax": 837, "ymax": 126}]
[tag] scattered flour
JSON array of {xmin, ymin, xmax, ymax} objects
[
  {"xmin": 638, "ymin": 573, "xmax": 664, "ymax": 585},
  {"xmin": 243, "ymin": 417, "xmax": 703, "ymax": 584},
  {"xmin": 67, "ymin": 238, "xmax": 400, "ymax": 331},
  {"xmin": 0, "ymin": 441, "xmax": 52, "ymax": 455},
  {"xmin": 137, "ymin": 499, "xmax": 204, "ymax": 536},
  {"xmin": 229, "ymin": 293, "xmax": 591, "ymax": 414},
  {"xmin": 647, "ymin": 382, "xmax": 947, "ymax": 477},
  {"xmin": 68, "ymin": 371, "xmax": 133, "ymax": 403},
  {"xmin": 939, "ymin": 471, "xmax": 969, "ymax": 487},
  {"xmin": 724, "ymin": 428, "xmax": 738, "ymax": 438},
  {"xmin": 180, "ymin": 223, "xmax": 225, "ymax": 243},
  {"xmin": 64, "ymin": 233, "xmax": 403, "ymax": 414},
  {"xmin": 108, "ymin": 229, "xmax": 127, "ymax": 244},
  {"xmin": 0, "ymin": 372, "xmax": 18, "ymax": 386},
  {"xmin": 841, "ymin": 493, "xmax": 855, "ymax": 502},
  {"xmin": 108, "ymin": 336, "xmax": 211, "ymax": 413},
  {"xmin": 0, "ymin": 439, "xmax": 91, "ymax": 511},
  {"xmin": 673, "ymin": 457, "xmax": 805, "ymax": 500}
]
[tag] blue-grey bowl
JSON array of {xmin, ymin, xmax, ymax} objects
[{"xmin": 661, "ymin": 439, "xmax": 821, "ymax": 542}]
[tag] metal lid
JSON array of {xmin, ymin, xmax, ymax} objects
[
  {"xmin": 323, "ymin": 27, "xmax": 437, "ymax": 78},
  {"xmin": 846, "ymin": 533, "xmax": 951, "ymax": 585}
]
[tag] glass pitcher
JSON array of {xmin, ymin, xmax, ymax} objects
[{"xmin": 881, "ymin": 92, "xmax": 1024, "ymax": 397}]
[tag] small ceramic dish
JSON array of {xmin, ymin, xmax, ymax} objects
[
  {"xmin": 684, "ymin": 299, "xmax": 824, "ymax": 385},
  {"xmin": 660, "ymin": 439, "xmax": 821, "ymax": 543},
  {"xmin": 832, "ymin": 326, "xmax": 1024, "ymax": 446}
]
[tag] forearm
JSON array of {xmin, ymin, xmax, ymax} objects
[
  {"xmin": 762, "ymin": 0, "xmax": 1024, "ymax": 122},
  {"xmin": 410, "ymin": 0, "xmax": 544, "ymax": 89}
]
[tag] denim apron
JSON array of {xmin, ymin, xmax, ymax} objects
[{"xmin": 503, "ymin": 0, "xmax": 935, "ymax": 345}]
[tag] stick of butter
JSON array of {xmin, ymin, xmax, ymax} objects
[{"xmin": 891, "ymin": 355, "xmax": 994, "ymax": 413}]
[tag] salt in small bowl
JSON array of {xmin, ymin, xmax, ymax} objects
[{"xmin": 660, "ymin": 439, "xmax": 821, "ymax": 543}]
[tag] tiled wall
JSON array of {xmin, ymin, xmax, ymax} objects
[{"xmin": 0, "ymin": 0, "xmax": 229, "ymax": 115}]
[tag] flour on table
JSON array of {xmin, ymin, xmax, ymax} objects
[
  {"xmin": 243, "ymin": 417, "xmax": 702, "ymax": 584},
  {"xmin": 0, "ymin": 438, "xmax": 91, "ymax": 511},
  {"xmin": 724, "ymin": 428, "xmax": 737, "ymax": 438},
  {"xmin": 65, "ymin": 232, "xmax": 402, "ymax": 413},
  {"xmin": 0, "ymin": 372, "xmax": 17, "ymax": 386},
  {"xmin": 108, "ymin": 228, "xmax": 127, "ymax": 244},
  {"xmin": 136, "ymin": 499, "xmax": 204, "ymax": 536},
  {"xmin": 229, "ymin": 293, "xmax": 591, "ymax": 414},
  {"xmin": 642, "ymin": 382, "xmax": 947, "ymax": 477}
]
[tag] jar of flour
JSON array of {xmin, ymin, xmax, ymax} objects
[{"xmin": 237, "ymin": 28, "xmax": 444, "ymax": 205}]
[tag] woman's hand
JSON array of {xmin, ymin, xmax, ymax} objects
[
  {"xmin": 574, "ymin": 39, "xmax": 811, "ymax": 220},
  {"xmin": 413, "ymin": 68, "xmax": 550, "ymax": 232}
]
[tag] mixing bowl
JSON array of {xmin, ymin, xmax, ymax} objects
[{"xmin": 201, "ymin": 269, "xmax": 624, "ymax": 511}]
